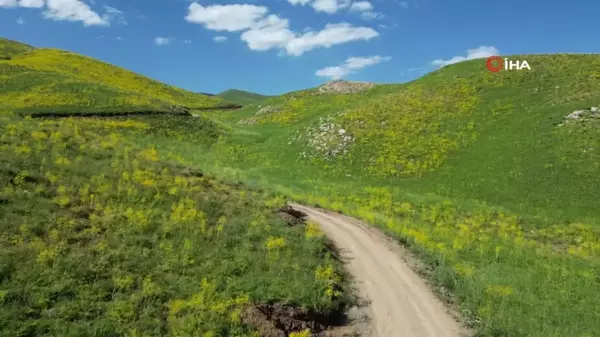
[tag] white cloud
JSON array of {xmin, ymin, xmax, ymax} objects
[
  {"xmin": 116, "ymin": 36, "xmax": 124, "ymax": 41},
  {"xmin": 154, "ymin": 37, "xmax": 170, "ymax": 46},
  {"xmin": 397, "ymin": 1, "xmax": 408, "ymax": 8},
  {"xmin": 241, "ymin": 20, "xmax": 377, "ymax": 56},
  {"xmin": 213, "ymin": 36, "xmax": 227, "ymax": 42},
  {"xmin": 0, "ymin": 0, "xmax": 17, "ymax": 7},
  {"xmin": 350, "ymin": 1, "xmax": 373, "ymax": 11},
  {"xmin": 2, "ymin": 0, "xmax": 114, "ymax": 26},
  {"xmin": 240, "ymin": 15, "xmax": 295, "ymax": 52},
  {"xmin": 287, "ymin": 0, "xmax": 351, "ymax": 14},
  {"xmin": 183, "ymin": 39, "xmax": 192, "ymax": 44},
  {"xmin": 44, "ymin": 0, "xmax": 109, "ymax": 26},
  {"xmin": 285, "ymin": 23, "xmax": 378, "ymax": 56},
  {"xmin": 16, "ymin": 16, "xmax": 25, "ymax": 24},
  {"xmin": 431, "ymin": 46, "xmax": 499, "ymax": 67},
  {"xmin": 18, "ymin": 0, "xmax": 44, "ymax": 8},
  {"xmin": 311, "ymin": 0, "xmax": 351, "ymax": 14},
  {"xmin": 316, "ymin": 55, "xmax": 391, "ymax": 80},
  {"xmin": 185, "ymin": 3, "xmax": 268, "ymax": 32},
  {"xmin": 103, "ymin": 5, "xmax": 126, "ymax": 25},
  {"xmin": 187, "ymin": 3, "xmax": 378, "ymax": 56},
  {"xmin": 347, "ymin": 1, "xmax": 383, "ymax": 20}
]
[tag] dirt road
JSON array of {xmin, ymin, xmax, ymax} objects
[{"xmin": 290, "ymin": 203, "xmax": 468, "ymax": 337}]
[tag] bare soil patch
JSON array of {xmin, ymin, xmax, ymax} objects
[{"xmin": 241, "ymin": 303, "xmax": 354, "ymax": 337}]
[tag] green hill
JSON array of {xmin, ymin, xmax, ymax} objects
[
  {"xmin": 190, "ymin": 54, "xmax": 600, "ymax": 337},
  {"xmin": 0, "ymin": 37, "xmax": 350, "ymax": 336},
  {"xmin": 217, "ymin": 89, "xmax": 269, "ymax": 106},
  {"xmin": 0, "ymin": 38, "xmax": 231, "ymax": 116},
  {"xmin": 213, "ymin": 54, "xmax": 600, "ymax": 221}
]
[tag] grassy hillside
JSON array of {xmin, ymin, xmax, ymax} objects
[
  {"xmin": 0, "ymin": 115, "xmax": 350, "ymax": 336},
  {"xmin": 0, "ymin": 38, "xmax": 352, "ymax": 336},
  {"xmin": 218, "ymin": 89, "xmax": 269, "ymax": 106},
  {"xmin": 212, "ymin": 54, "xmax": 600, "ymax": 221},
  {"xmin": 0, "ymin": 38, "xmax": 231, "ymax": 116},
  {"xmin": 176, "ymin": 54, "xmax": 600, "ymax": 337}
]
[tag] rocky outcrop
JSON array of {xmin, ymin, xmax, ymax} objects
[
  {"xmin": 558, "ymin": 107, "xmax": 599, "ymax": 126},
  {"xmin": 256, "ymin": 105, "xmax": 280, "ymax": 115},
  {"xmin": 290, "ymin": 113, "xmax": 354, "ymax": 160},
  {"xmin": 316, "ymin": 80, "xmax": 376, "ymax": 94}
]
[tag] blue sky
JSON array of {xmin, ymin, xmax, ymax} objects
[{"xmin": 1, "ymin": 0, "xmax": 598, "ymax": 95}]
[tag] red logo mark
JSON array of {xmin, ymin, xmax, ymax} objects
[{"xmin": 486, "ymin": 56, "xmax": 503, "ymax": 72}]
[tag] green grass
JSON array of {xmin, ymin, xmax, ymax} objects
[
  {"xmin": 217, "ymin": 89, "xmax": 269, "ymax": 106},
  {"xmin": 0, "ymin": 38, "xmax": 34, "ymax": 59},
  {"xmin": 0, "ymin": 116, "xmax": 350, "ymax": 336}
]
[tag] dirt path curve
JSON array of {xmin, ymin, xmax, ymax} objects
[{"xmin": 290, "ymin": 203, "xmax": 468, "ymax": 337}]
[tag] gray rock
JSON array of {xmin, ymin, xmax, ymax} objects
[
  {"xmin": 256, "ymin": 105, "xmax": 279, "ymax": 115},
  {"xmin": 316, "ymin": 80, "xmax": 376, "ymax": 94},
  {"xmin": 566, "ymin": 110, "xmax": 585, "ymax": 119}
]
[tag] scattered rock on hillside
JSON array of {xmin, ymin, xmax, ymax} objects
[
  {"xmin": 290, "ymin": 113, "xmax": 354, "ymax": 160},
  {"xmin": 237, "ymin": 105, "xmax": 281, "ymax": 124},
  {"xmin": 558, "ymin": 107, "xmax": 599, "ymax": 126},
  {"xmin": 168, "ymin": 104, "xmax": 191, "ymax": 115},
  {"xmin": 564, "ymin": 107, "xmax": 598, "ymax": 120},
  {"xmin": 238, "ymin": 117, "xmax": 258, "ymax": 125},
  {"xmin": 256, "ymin": 105, "xmax": 280, "ymax": 115},
  {"xmin": 316, "ymin": 80, "xmax": 376, "ymax": 94}
]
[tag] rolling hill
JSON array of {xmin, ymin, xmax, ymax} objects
[
  {"xmin": 217, "ymin": 89, "xmax": 269, "ymax": 106},
  {"xmin": 0, "ymin": 38, "xmax": 350, "ymax": 337},
  {"xmin": 212, "ymin": 54, "xmax": 600, "ymax": 222},
  {"xmin": 1, "ymin": 35, "xmax": 599, "ymax": 337},
  {"xmin": 0, "ymin": 38, "xmax": 235, "ymax": 116},
  {"xmin": 190, "ymin": 54, "xmax": 600, "ymax": 337}
]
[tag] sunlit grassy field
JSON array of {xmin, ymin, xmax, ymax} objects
[{"xmin": 0, "ymin": 116, "xmax": 350, "ymax": 336}]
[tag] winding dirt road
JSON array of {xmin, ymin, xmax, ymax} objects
[{"xmin": 290, "ymin": 204, "xmax": 468, "ymax": 337}]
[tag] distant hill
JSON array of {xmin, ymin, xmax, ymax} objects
[
  {"xmin": 217, "ymin": 89, "xmax": 269, "ymax": 106},
  {"xmin": 0, "ymin": 37, "xmax": 232, "ymax": 116}
]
